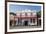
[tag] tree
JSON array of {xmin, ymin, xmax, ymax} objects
[
  {"xmin": 10, "ymin": 12, "xmax": 16, "ymax": 27},
  {"xmin": 10, "ymin": 12, "xmax": 16, "ymax": 16},
  {"xmin": 37, "ymin": 11, "xmax": 41, "ymax": 18},
  {"xmin": 37, "ymin": 11, "xmax": 41, "ymax": 26}
]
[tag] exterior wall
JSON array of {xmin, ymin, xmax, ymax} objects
[
  {"xmin": 10, "ymin": 18, "xmax": 37, "ymax": 26},
  {"xmin": 16, "ymin": 12, "xmax": 37, "ymax": 17},
  {"xmin": 22, "ymin": 13, "xmax": 25, "ymax": 17}
]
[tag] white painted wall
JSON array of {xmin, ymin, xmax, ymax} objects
[
  {"xmin": 22, "ymin": 13, "xmax": 25, "ymax": 17},
  {"xmin": 16, "ymin": 13, "xmax": 20, "ymax": 16}
]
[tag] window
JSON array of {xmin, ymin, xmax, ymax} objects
[
  {"xmin": 33, "ymin": 19, "xmax": 35, "ymax": 23},
  {"xmin": 18, "ymin": 18, "xmax": 22, "ymax": 25},
  {"xmin": 10, "ymin": 20, "xmax": 12, "ymax": 26},
  {"xmin": 30, "ymin": 19, "xmax": 32, "ymax": 23},
  {"xmin": 14, "ymin": 21, "xmax": 16, "ymax": 26},
  {"xmin": 20, "ymin": 13, "xmax": 22, "ymax": 16},
  {"xmin": 31, "ymin": 13, "xmax": 32, "ymax": 15}
]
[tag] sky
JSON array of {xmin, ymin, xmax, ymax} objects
[{"xmin": 9, "ymin": 4, "xmax": 41, "ymax": 13}]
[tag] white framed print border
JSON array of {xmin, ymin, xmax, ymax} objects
[{"xmin": 5, "ymin": 1, "xmax": 44, "ymax": 33}]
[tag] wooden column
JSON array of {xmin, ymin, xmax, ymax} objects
[{"xmin": 32, "ymin": 18, "xmax": 33, "ymax": 23}]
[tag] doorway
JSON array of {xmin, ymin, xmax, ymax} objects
[{"xmin": 24, "ymin": 21, "xmax": 28, "ymax": 26}]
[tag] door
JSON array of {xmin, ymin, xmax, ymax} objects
[{"xmin": 24, "ymin": 21, "xmax": 28, "ymax": 26}]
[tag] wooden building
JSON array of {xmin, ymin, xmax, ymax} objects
[{"xmin": 10, "ymin": 10, "xmax": 38, "ymax": 26}]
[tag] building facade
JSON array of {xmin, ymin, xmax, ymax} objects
[{"xmin": 10, "ymin": 10, "xmax": 37, "ymax": 26}]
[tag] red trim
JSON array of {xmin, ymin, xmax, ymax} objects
[{"xmin": 14, "ymin": 16, "xmax": 37, "ymax": 19}]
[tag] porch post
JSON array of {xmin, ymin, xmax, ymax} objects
[
  {"xmin": 32, "ymin": 18, "xmax": 33, "ymax": 23},
  {"xmin": 28, "ymin": 19, "xmax": 30, "ymax": 25}
]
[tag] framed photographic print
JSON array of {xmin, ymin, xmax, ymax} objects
[{"xmin": 5, "ymin": 0, "xmax": 44, "ymax": 33}]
